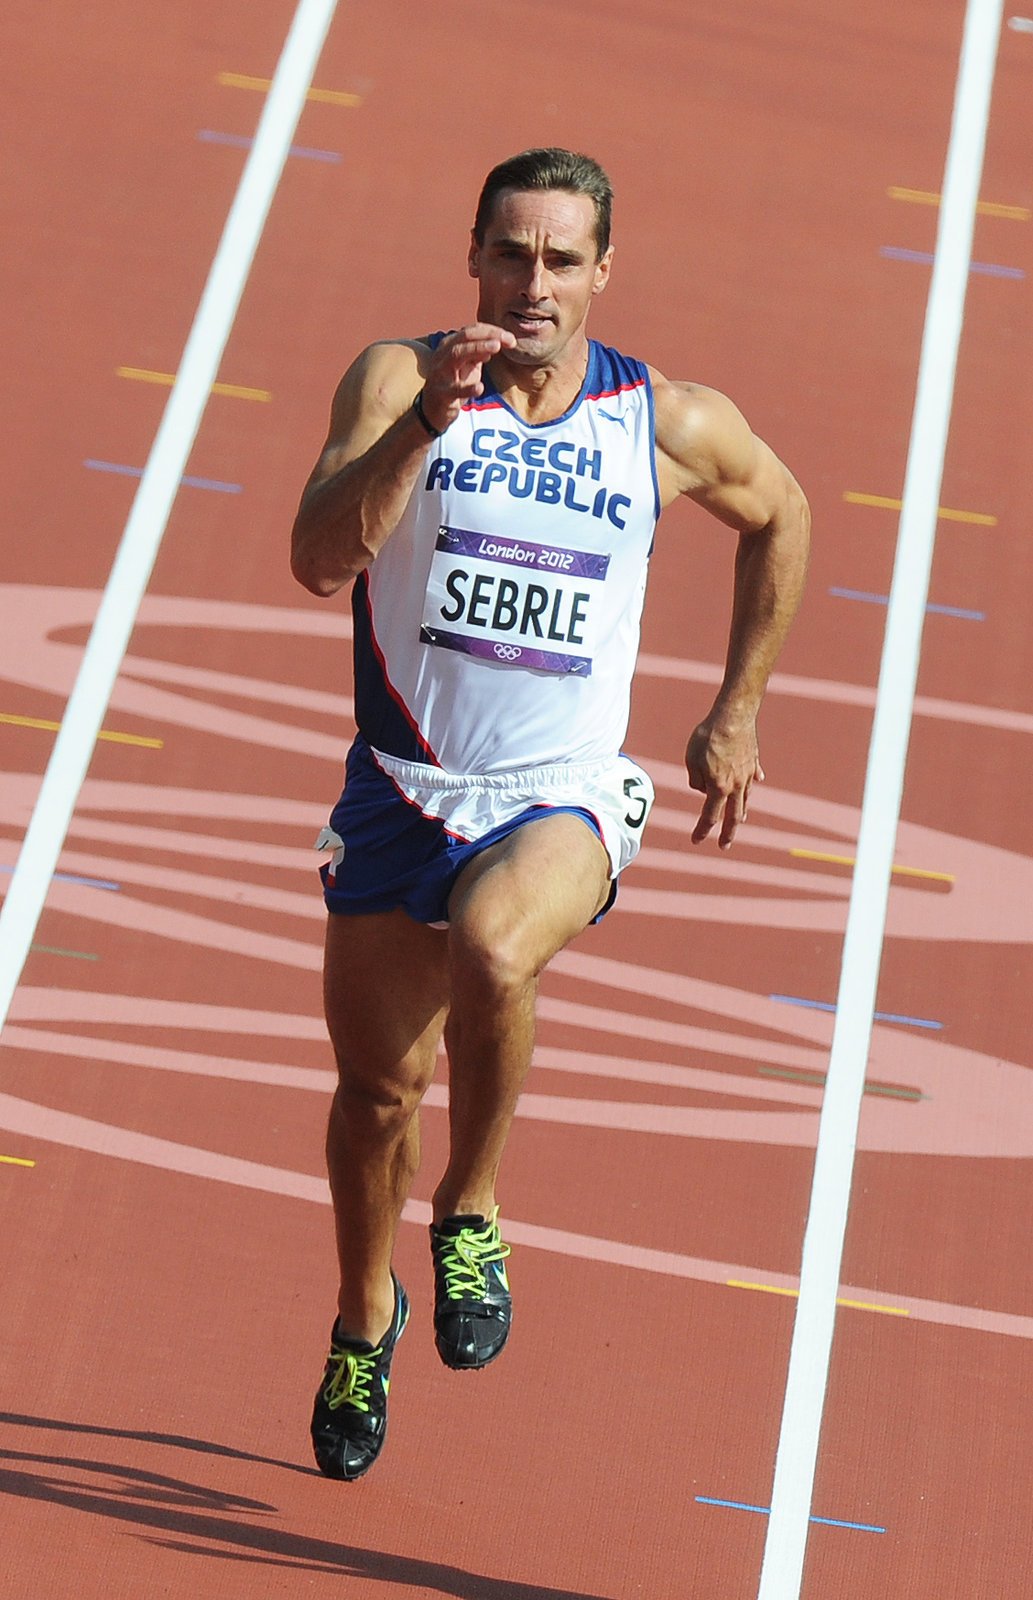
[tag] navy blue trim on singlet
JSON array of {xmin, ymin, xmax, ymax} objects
[
  {"xmin": 424, "ymin": 333, "xmax": 653, "ymax": 434},
  {"xmin": 583, "ymin": 342, "xmax": 650, "ymax": 403},
  {"xmin": 470, "ymin": 341, "xmax": 650, "ymax": 430},
  {"xmin": 351, "ymin": 571, "xmax": 439, "ymax": 764},
  {"xmin": 643, "ymin": 365, "xmax": 662, "ymax": 529}
]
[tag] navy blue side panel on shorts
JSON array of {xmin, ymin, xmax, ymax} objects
[{"xmin": 320, "ymin": 737, "xmax": 615, "ymax": 925}]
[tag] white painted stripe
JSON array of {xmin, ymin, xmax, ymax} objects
[
  {"xmin": 757, "ymin": 2, "xmax": 1004, "ymax": 1595},
  {"xmin": 0, "ymin": 0, "xmax": 339, "ymax": 1034}
]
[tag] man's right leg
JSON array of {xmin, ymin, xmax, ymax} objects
[
  {"xmin": 322, "ymin": 907, "xmax": 449, "ymax": 1343},
  {"xmin": 313, "ymin": 906, "xmax": 449, "ymax": 1481}
]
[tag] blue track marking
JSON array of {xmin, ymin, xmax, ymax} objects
[
  {"xmin": 1, "ymin": 865, "xmax": 120, "ymax": 892},
  {"xmin": 197, "ymin": 129, "xmax": 341, "ymax": 163},
  {"xmin": 881, "ymin": 244, "xmax": 1025, "ymax": 278},
  {"xmin": 770, "ymin": 993, "xmax": 942, "ymax": 1030},
  {"xmin": 84, "ymin": 460, "xmax": 242, "ymax": 494},
  {"xmin": 696, "ymin": 1498, "xmax": 886, "ymax": 1534},
  {"xmin": 829, "ymin": 586, "xmax": 985, "ymax": 621}
]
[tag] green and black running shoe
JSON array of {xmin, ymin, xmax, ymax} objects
[
  {"xmin": 430, "ymin": 1207, "xmax": 512, "ymax": 1370},
  {"xmin": 310, "ymin": 1274, "xmax": 409, "ymax": 1480}
]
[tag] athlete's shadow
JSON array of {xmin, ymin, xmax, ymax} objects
[
  {"xmin": 0, "ymin": 1409, "xmax": 319, "ymax": 1476},
  {"xmin": 0, "ymin": 1413, "xmax": 610, "ymax": 1599}
]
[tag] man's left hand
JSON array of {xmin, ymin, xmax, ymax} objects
[{"xmin": 685, "ymin": 717, "xmax": 763, "ymax": 850}]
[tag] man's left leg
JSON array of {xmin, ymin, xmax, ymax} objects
[{"xmin": 429, "ymin": 810, "xmax": 611, "ymax": 1368}]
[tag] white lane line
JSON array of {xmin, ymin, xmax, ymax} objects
[
  {"xmin": 0, "ymin": 0, "xmax": 339, "ymax": 1034},
  {"xmin": 757, "ymin": 1, "xmax": 1005, "ymax": 1595}
]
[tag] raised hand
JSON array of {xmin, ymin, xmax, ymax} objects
[{"xmin": 420, "ymin": 324, "xmax": 516, "ymax": 433}]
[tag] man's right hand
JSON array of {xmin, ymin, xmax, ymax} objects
[{"xmin": 420, "ymin": 324, "xmax": 516, "ymax": 433}]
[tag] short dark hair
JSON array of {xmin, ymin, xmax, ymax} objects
[{"xmin": 473, "ymin": 148, "xmax": 613, "ymax": 258}]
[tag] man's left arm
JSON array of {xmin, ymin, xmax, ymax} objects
[{"xmin": 652, "ymin": 377, "xmax": 811, "ymax": 849}]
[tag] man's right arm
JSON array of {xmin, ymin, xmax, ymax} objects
[
  {"xmin": 290, "ymin": 340, "xmax": 430, "ymax": 597},
  {"xmin": 290, "ymin": 325, "xmax": 516, "ymax": 597}
]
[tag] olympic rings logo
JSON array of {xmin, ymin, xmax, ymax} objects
[{"xmin": 493, "ymin": 643, "xmax": 522, "ymax": 662}]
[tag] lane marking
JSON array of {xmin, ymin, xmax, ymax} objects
[
  {"xmin": 888, "ymin": 184, "xmax": 1030, "ymax": 219},
  {"xmin": 217, "ymin": 70, "xmax": 362, "ymax": 105},
  {"xmin": 756, "ymin": 1067, "xmax": 925, "ymax": 1103},
  {"xmin": 0, "ymin": 865, "xmax": 120, "ymax": 892},
  {"xmin": 759, "ymin": 4, "xmax": 1005, "ymax": 1593},
  {"xmin": 0, "ymin": 0, "xmax": 340, "ymax": 1038},
  {"xmin": 790, "ymin": 848, "xmax": 954, "ymax": 883},
  {"xmin": 728, "ymin": 1284, "xmax": 910, "ymax": 1320},
  {"xmin": 1008, "ymin": 15, "xmax": 1033, "ymax": 28},
  {"xmin": 769, "ymin": 994, "xmax": 943, "ymax": 1030},
  {"xmin": 117, "ymin": 367, "xmax": 271, "ymax": 403},
  {"xmin": 699, "ymin": 1498, "xmax": 886, "ymax": 1534},
  {"xmin": 84, "ymin": 459, "xmax": 242, "ymax": 494},
  {"xmin": 29, "ymin": 945, "xmax": 99, "ymax": 961},
  {"xmin": 829, "ymin": 586, "xmax": 986, "ymax": 620},
  {"xmin": 0, "ymin": 1154, "xmax": 36, "ymax": 1168},
  {"xmin": 730, "ymin": 1282, "xmax": 909, "ymax": 1321},
  {"xmin": 198, "ymin": 129, "xmax": 341, "ymax": 163},
  {"xmin": 843, "ymin": 489, "xmax": 996, "ymax": 524},
  {"xmin": 0, "ymin": 712, "xmax": 162, "ymax": 749},
  {"xmin": 881, "ymin": 243, "xmax": 1024, "ymax": 278}
]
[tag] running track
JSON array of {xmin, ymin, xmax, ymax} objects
[{"xmin": 2, "ymin": 2, "xmax": 1032, "ymax": 1596}]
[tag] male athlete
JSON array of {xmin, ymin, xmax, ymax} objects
[{"xmin": 291, "ymin": 148, "xmax": 810, "ymax": 1480}]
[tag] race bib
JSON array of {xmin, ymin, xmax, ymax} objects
[{"xmin": 419, "ymin": 524, "xmax": 610, "ymax": 675}]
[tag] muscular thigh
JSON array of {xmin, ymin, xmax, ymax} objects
[
  {"xmin": 323, "ymin": 908, "xmax": 450, "ymax": 1091},
  {"xmin": 446, "ymin": 810, "xmax": 611, "ymax": 977}
]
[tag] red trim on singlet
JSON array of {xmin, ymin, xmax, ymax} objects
[{"xmin": 585, "ymin": 379, "xmax": 647, "ymax": 402}]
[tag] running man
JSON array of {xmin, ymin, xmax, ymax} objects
[{"xmin": 291, "ymin": 148, "xmax": 810, "ymax": 1480}]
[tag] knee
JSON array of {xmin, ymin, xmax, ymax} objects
[
  {"xmin": 331, "ymin": 1059, "xmax": 430, "ymax": 1135},
  {"xmin": 448, "ymin": 912, "xmax": 536, "ymax": 1002}
]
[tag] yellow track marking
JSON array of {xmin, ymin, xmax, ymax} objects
[
  {"xmin": 728, "ymin": 1280, "xmax": 798, "ymax": 1298},
  {"xmin": 117, "ymin": 367, "xmax": 271, "ymax": 403},
  {"xmin": 727, "ymin": 1281, "xmax": 909, "ymax": 1317},
  {"xmin": 30, "ymin": 944, "xmax": 99, "ymax": 961},
  {"xmin": 757, "ymin": 1065, "xmax": 924, "ymax": 1102},
  {"xmin": 790, "ymin": 848, "xmax": 954, "ymax": 884},
  {"xmin": 836, "ymin": 1296, "xmax": 910, "ymax": 1316},
  {"xmin": 843, "ymin": 490, "xmax": 996, "ymax": 526},
  {"xmin": 217, "ymin": 71, "xmax": 362, "ymax": 106},
  {"xmin": 0, "ymin": 713, "xmax": 163, "ymax": 750},
  {"xmin": 888, "ymin": 185, "xmax": 1030, "ymax": 221},
  {"xmin": 1, "ymin": 1154, "xmax": 36, "ymax": 1168}
]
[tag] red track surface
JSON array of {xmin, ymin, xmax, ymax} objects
[{"xmin": 3, "ymin": 2, "xmax": 1032, "ymax": 1595}]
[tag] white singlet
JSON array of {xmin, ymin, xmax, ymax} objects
[{"xmin": 350, "ymin": 337, "xmax": 661, "ymax": 774}]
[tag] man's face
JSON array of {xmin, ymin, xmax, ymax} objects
[{"xmin": 468, "ymin": 188, "xmax": 613, "ymax": 366}]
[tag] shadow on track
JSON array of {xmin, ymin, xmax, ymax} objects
[
  {"xmin": 0, "ymin": 1409, "xmax": 318, "ymax": 1476},
  {"xmin": 0, "ymin": 1415, "xmax": 611, "ymax": 1600}
]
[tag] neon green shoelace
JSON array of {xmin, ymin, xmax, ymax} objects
[
  {"xmin": 438, "ymin": 1210, "xmax": 511, "ymax": 1301},
  {"xmin": 323, "ymin": 1346, "xmax": 382, "ymax": 1413}
]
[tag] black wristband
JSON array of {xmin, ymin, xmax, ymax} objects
[{"xmin": 412, "ymin": 388, "xmax": 442, "ymax": 439}]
